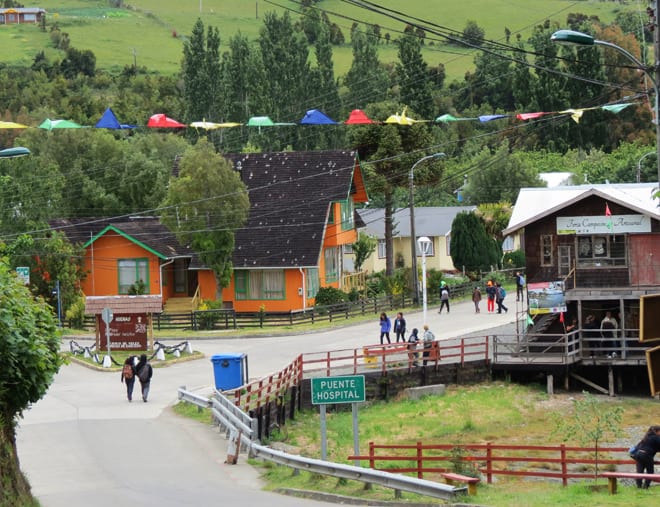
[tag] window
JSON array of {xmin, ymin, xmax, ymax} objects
[
  {"xmin": 377, "ymin": 239, "xmax": 386, "ymax": 259},
  {"xmin": 118, "ymin": 259, "xmax": 149, "ymax": 294},
  {"xmin": 576, "ymin": 235, "xmax": 626, "ymax": 267},
  {"xmin": 343, "ymin": 243, "xmax": 354, "ymax": 254},
  {"xmin": 415, "ymin": 237, "xmax": 435, "ymax": 256},
  {"xmin": 541, "ymin": 235, "xmax": 553, "ymax": 266},
  {"xmin": 324, "ymin": 247, "xmax": 338, "ymax": 282},
  {"xmin": 234, "ymin": 270, "xmax": 285, "ymax": 300},
  {"xmin": 340, "ymin": 198, "xmax": 354, "ymax": 231},
  {"xmin": 306, "ymin": 268, "xmax": 320, "ymax": 298},
  {"xmin": 328, "ymin": 203, "xmax": 335, "ymax": 224}
]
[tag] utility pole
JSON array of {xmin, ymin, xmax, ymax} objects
[{"xmin": 652, "ymin": 1, "xmax": 660, "ymax": 183}]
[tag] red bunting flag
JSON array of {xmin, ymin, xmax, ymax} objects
[
  {"xmin": 605, "ymin": 203, "xmax": 612, "ymax": 216},
  {"xmin": 559, "ymin": 311, "xmax": 564, "ymax": 323}
]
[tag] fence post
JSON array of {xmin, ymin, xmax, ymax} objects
[
  {"xmin": 417, "ymin": 441, "xmax": 424, "ymax": 479},
  {"xmin": 486, "ymin": 442, "xmax": 493, "ymax": 484},
  {"xmin": 561, "ymin": 444, "xmax": 568, "ymax": 486},
  {"xmin": 460, "ymin": 338, "xmax": 465, "ymax": 366}
]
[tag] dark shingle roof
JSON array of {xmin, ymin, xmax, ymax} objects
[
  {"xmin": 48, "ymin": 216, "xmax": 194, "ymax": 260},
  {"xmin": 225, "ymin": 150, "xmax": 360, "ymax": 268}
]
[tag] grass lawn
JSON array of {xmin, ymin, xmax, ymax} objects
[
  {"xmin": 3, "ymin": 0, "xmax": 636, "ymax": 80},
  {"xmin": 177, "ymin": 382, "xmax": 660, "ymax": 506}
]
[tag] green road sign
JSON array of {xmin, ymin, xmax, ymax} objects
[{"xmin": 311, "ymin": 375, "xmax": 365, "ymax": 405}]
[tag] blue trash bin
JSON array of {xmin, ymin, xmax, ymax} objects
[{"xmin": 211, "ymin": 353, "xmax": 245, "ymax": 390}]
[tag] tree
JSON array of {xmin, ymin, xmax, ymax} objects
[
  {"xmin": 461, "ymin": 20, "xmax": 485, "ymax": 47},
  {"xmin": 0, "ymin": 259, "xmax": 61, "ymax": 505},
  {"xmin": 396, "ymin": 30, "xmax": 434, "ymax": 119},
  {"xmin": 352, "ymin": 232, "xmax": 377, "ymax": 272},
  {"xmin": 555, "ymin": 391, "xmax": 623, "ymax": 480},
  {"xmin": 159, "ymin": 139, "xmax": 250, "ymax": 298},
  {"xmin": 344, "ymin": 25, "xmax": 389, "ymax": 108},
  {"xmin": 450, "ymin": 211, "xmax": 499, "ymax": 273},
  {"xmin": 2, "ymin": 233, "xmax": 87, "ymax": 317},
  {"xmin": 182, "ymin": 19, "xmax": 221, "ymax": 123}
]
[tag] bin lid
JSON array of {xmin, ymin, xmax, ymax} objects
[{"xmin": 211, "ymin": 353, "xmax": 245, "ymax": 361}]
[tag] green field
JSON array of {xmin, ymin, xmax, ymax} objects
[{"xmin": 0, "ymin": 0, "xmax": 637, "ymax": 79}]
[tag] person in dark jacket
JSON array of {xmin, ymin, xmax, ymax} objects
[
  {"xmin": 135, "ymin": 354, "xmax": 153, "ymax": 403},
  {"xmin": 632, "ymin": 425, "xmax": 660, "ymax": 488},
  {"xmin": 379, "ymin": 312, "xmax": 391, "ymax": 344},
  {"xmin": 393, "ymin": 312, "xmax": 407, "ymax": 343},
  {"xmin": 120, "ymin": 356, "xmax": 136, "ymax": 402}
]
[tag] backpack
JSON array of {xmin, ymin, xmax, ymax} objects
[
  {"xmin": 441, "ymin": 289, "xmax": 449, "ymax": 299},
  {"xmin": 138, "ymin": 364, "xmax": 150, "ymax": 383},
  {"xmin": 122, "ymin": 363, "xmax": 134, "ymax": 380},
  {"xmin": 500, "ymin": 287, "xmax": 506, "ymax": 299}
]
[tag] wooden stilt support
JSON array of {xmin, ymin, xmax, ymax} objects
[{"xmin": 547, "ymin": 374, "xmax": 554, "ymax": 395}]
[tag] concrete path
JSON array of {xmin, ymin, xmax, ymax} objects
[{"xmin": 16, "ymin": 297, "xmax": 517, "ymax": 506}]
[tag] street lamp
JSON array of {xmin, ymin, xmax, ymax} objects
[
  {"xmin": 637, "ymin": 151, "xmax": 655, "ymax": 183},
  {"xmin": 409, "ymin": 152, "xmax": 446, "ymax": 304},
  {"xmin": 417, "ymin": 236, "xmax": 432, "ymax": 324},
  {"xmin": 551, "ymin": 29, "xmax": 660, "ymax": 184}
]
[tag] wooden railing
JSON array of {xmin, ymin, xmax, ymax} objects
[
  {"xmin": 300, "ymin": 337, "xmax": 490, "ymax": 377},
  {"xmin": 191, "ymin": 284, "xmax": 201, "ymax": 311},
  {"xmin": 232, "ymin": 355, "xmax": 304, "ymax": 413},
  {"xmin": 342, "ymin": 270, "xmax": 367, "ymax": 295},
  {"xmin": 348, "ymin": 441, "xmax": 647, "ymax": 486}
]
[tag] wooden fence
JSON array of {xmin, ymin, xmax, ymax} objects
[{"xmin": 348, "ymin": 442, "xmax": 646, "ymax": 486}]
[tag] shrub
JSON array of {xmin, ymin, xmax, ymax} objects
[
  {"xmin": 503, "ymin": 249, "xmax": 525, "ymax": 269},
  {"xmin": 314, "ymin": 287, "xmax": 348, "ymax": 306},
  {"xmin": 65, "ymin": 294, "xmax": 86, "ymax": 329},
  {"xmin": 197, "ymin": 299, "xmax": 223, "ymax": 330}
]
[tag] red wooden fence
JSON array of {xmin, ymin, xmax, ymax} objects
[{"xmin": 348, "ymin": 441, "xmax": 648, "ymax": 486}]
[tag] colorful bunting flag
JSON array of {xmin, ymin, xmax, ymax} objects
[{"xmin": 605, "ymin": 203, "xmax": 613, "ymax": 230}]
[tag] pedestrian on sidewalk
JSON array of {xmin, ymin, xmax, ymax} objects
[
  {"xmin": 496, "ymin": 283, "xmax": 508, "ymax": 314},
  {"xmin": 422, "ymin": 324, "xmax": 436, "ymax": 366},
  {"xmin": 393, "ymin": 312, "xmax": 407, "ymax": 343},
  {"xmin": 136, "ymin": 354, "xmax": 153, "ymax": 402},
  {"xmin": 438, "ymin": 281, "xmax": 450, "ymax": 314},
  {"xmin": 407, "ymin": 327, "xmax": 420, "ymax": 366},
  {"xmin": 486, "ymin": 280, "xmax": 497, "ymax": 313},
  {"xmin": 631, "ymin": 425, "xmax": 660, "ymax": 488},
  {"xmin": 472, "ymin": 286, "xmax": 482, "ymax": 313},
  {"xmin": 515, "ymin": 271, "xmax": 525, "ymax": 301},
  {"xmin": 120, "ymin": 356, "xmax": 136, "ymax": 402},
  {"xmin": 379, "ymin": 312, "xmax": 391, "ymax": 344}
]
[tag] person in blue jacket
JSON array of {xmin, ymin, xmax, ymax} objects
[
  {"xmin": 379, "ymin": 312, "xmax": 391, "ymax": 344},
  {"xmin": 631, "ymin": 425, "xmax": 660, "ymax": 488}
]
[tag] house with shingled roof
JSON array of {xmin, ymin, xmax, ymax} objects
[
  {"xmin": 222, "ymin": 150, "xmax": 368, "ymax": 312},
  {"xmin": 50, "ymin": 150, "xmax": 368, "ymax": 314}
]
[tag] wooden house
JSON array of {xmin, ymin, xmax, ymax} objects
[
  {"xmin": 354, "ymin": 206, "xmax": 477, "ymax": 273},
  {"xmin": 0, "ymin": 8, "xmax": 46, "ymax": 24},
  {"xmin": 501, "ymin": 183, "xmax": 660, "ymax": 391},
  {"xmin": 50, "ymin": 150, "xmax": 368, "ymax": 314}
]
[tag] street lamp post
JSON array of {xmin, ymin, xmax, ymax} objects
[
  {"xmin": 417, "ymin": 236, "xmax": 432, "ymax": 324},
  {"xmin": 637, "ymin": 151, "xmax": 656, "ymax": 183},
  {"xmin": 409, "ymin": 153, "xmax": 446, "ymax": 304},
  {"xmin": 551, "ymin": 29, "xmax": 660, "ymax": 184}
]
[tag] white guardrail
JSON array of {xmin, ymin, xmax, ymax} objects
[{"xmin": 176, "ymin": 387, "xmax": 464, "ymax": 501}]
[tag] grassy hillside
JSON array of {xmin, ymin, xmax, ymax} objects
[{"xmin": 0, "ymin": 0, "xmax": 637, "ymax": 80}]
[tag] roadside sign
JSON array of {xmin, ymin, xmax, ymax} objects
[
  {"xmin": 101, "ymin": 307, "xmax": 113, "ymax": 324},
  {"xmin": 311, "ymin": 375, "xmax": 365, "ymax": 405},
  {"xmin": 16, "ymin": 266, "xmax": 29, "ymax": 285}
]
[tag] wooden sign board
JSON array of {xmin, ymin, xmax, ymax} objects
[
  {"xmin": 646, "ymin": 345, "xmax": 660, "ymax": 397},
  {"xmin": 640, "ymin": 294, "xmax": 660, "ymax": 343},
  {"xmin": 97, "ymin": 313, "xmax": 148, "ymax": 350}
]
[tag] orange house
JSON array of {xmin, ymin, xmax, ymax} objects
[{"xmin": 50, "ymin": 150, "xmax": 368, "ymax": 313}]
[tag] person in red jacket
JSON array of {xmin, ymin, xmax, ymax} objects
[{"xmin": 485, "ymin": 280, "xmax": 497, "ymax": 313}]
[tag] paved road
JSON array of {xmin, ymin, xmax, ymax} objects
[{"xmin": 17, "ymin": 298, "xmax": 518, "ymax": 506}]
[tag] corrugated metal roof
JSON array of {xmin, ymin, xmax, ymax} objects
[{"xmin": 357, "ymin": 206, "xmax": 477, "ymax": 238}]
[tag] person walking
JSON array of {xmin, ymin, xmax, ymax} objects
[
  {"xmin": 379, "ymin": 312, "xmax": 391, "ymax": 344},
  {"xmin": 631, "ymin": 425, "xmax": 660, "ymax": 488},
  {"xmin": 496, "ymin": 283, "xmax": 508, "ymax": 314},
  {"xmin": 407, "ymin": 327, "xmax": 420, "ymax": 366},
  {"xmin": 515, "ymin": 271, "xmax": 525, "ymax": 301},
  {"xmin": 486, "ymin": 280, "xmax": 497, "ymax": 313},
  {"xmin": 422, "ymin": 324, "xmax": 435, "ymax": 366},
  {"xmin": 135, "ymin": 354, "xmax": 153, "ymax": 402},
  {"xmin": 120, "ymin": 356, "xmax": 136, "ymax": 402},
  {"xmin": 393, "ymin": 312, "xmax": 407, "ymax": 343},
  {"xmin": 472, "ymin": 286, "xmax": 482, "ymax": 313},
  {"xmin": 438, "ymin": 281, "xmax": 450, "ymax": 314}
]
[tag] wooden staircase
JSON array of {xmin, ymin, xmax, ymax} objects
[{"xmin": 163, "ymin": 296, "xmax": 195, "ymax": 314}]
